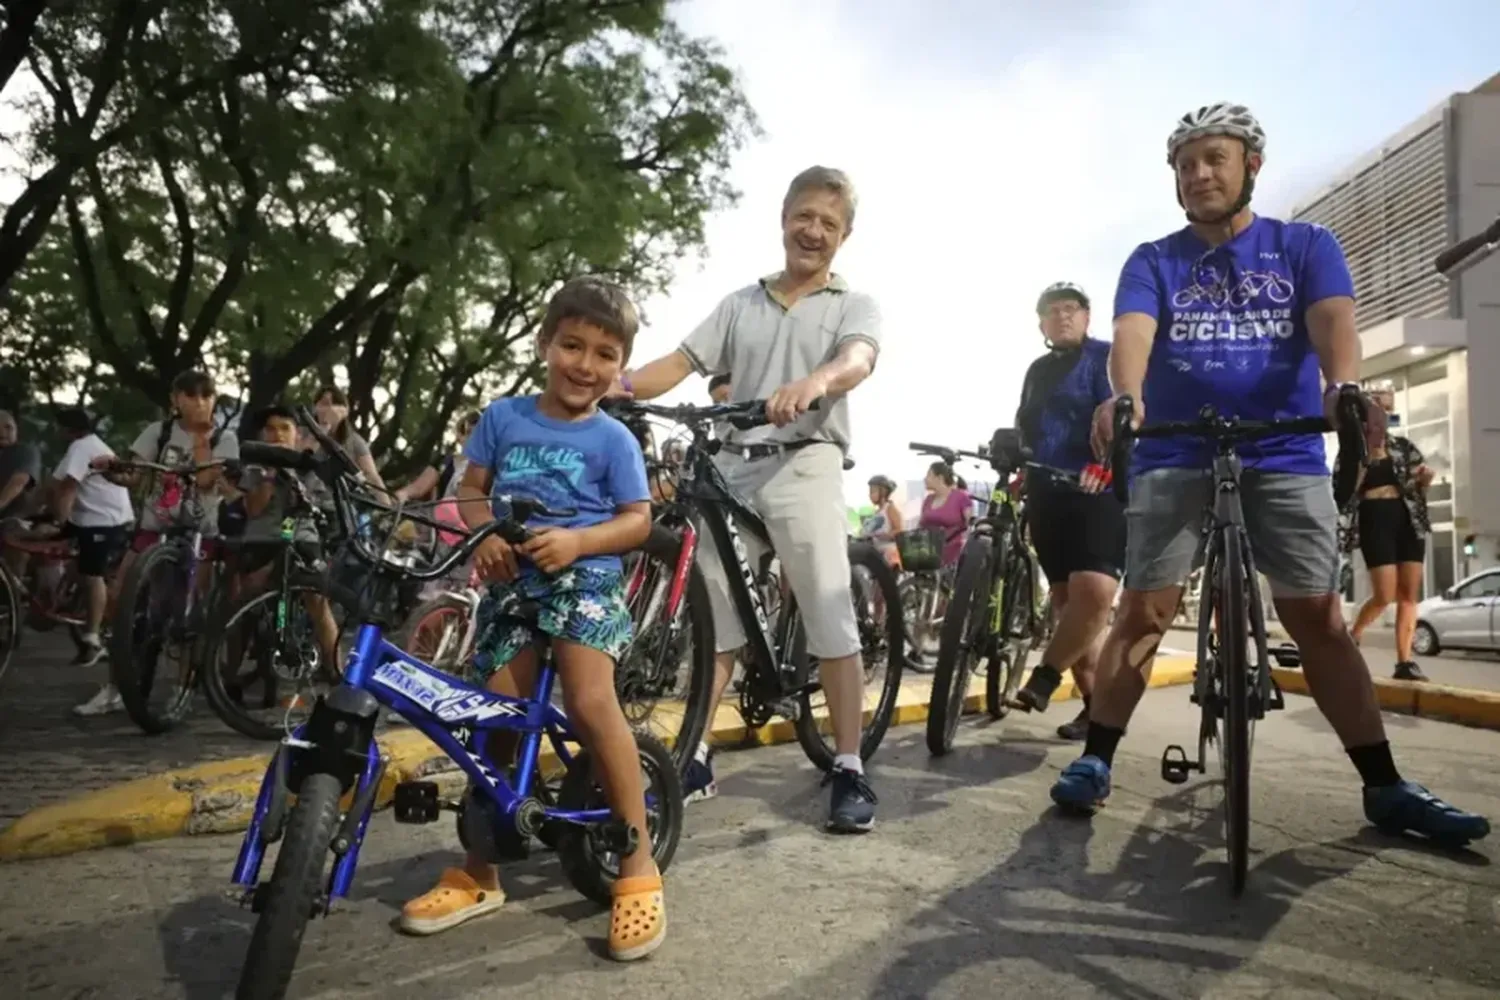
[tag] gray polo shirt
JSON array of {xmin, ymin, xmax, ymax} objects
[{"xmin": 678, "ymin": 273, "xmax": 882, "ymax": 452}]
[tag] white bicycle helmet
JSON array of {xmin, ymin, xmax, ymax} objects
[
  {"xmin": 1036, "ymin": 281, "xmax": 1090, "ymax": 314},
  {"xmin": 1166, "ymin": 102, "xmax": 1266, "ymax": 165}
]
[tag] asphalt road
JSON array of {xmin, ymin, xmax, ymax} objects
[
  {"xmin": 1163, "ymin": 627, "xmax": 1500, "ymax": 691},
  {"xmin": 2, "ymin": 685, "xmax": 1497, "ymax": 1000}
]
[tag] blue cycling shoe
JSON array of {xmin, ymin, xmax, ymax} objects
[
  {"xmin": 1364, "ymin": 781, "xmax": 1491, "ymax": 845},
  {"xmin": 1051, "ymin": 755, "xmax": 1111, "ymax": 813}
]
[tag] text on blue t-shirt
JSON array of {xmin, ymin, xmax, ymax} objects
[
  {"xmin": 463, "ymin": 396, "xmax": 650, "ymax": 575},
  {"xmin": 1113, "ymin": 215, "xmax": 1355, "ymax": 476}
]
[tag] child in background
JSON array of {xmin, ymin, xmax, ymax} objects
[{"xmin": 398, "ymin": 277, "xmax": 662, "ymax": 961}]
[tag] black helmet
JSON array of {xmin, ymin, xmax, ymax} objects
[
  {"xmin": 868, "ymin": 474, "xmax": 896, "ymax": 493},
  {"xmin": 1036, "ymin": 281, "xmax": 1090, "ymax": 314}
]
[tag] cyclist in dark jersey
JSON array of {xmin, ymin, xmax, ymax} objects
[{"xmin": 1010, "ymin": 282, "xmax": 1125, "ymax": 739}]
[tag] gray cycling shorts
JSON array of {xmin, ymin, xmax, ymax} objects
[{"xmin": 1125, "ymin": 468, "xmax": 1340, "ymax": 598}]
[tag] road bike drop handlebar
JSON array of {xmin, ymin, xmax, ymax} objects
[
  {"xmin": 1106, "ymin": 385, "xmax": 1369, "ymax": 505},
  {"xmin": 1435, "ymin": 211, "xmax": 1500, "ymax": 278}
]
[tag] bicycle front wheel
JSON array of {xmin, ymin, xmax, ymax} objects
[
  {"xmin": 927, "ymin": 535, "xmax": 991, "ymax": 756},
  {"xmin": 0, "ymin": 562, "xmax": 20, "ymax": 685},
  {"xmin": 109, "ymin": 543, "xmax": 197, "ymax": 734},
  {"xmin": 1218, "ymin": 526, "xmax": 1252, "ymax": 897}
]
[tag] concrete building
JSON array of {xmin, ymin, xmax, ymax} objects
[{"xmin": 1291, "ymin": 71, "xmax": 1500, "ymax": 605}]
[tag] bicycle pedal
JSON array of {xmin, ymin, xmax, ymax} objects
[
  {"xmin": 1160, "ymin": 744, "xmax": 1196, "ymax": 785},
  {"xmin": 392, "ymin": 780, "xmax": 440, "ymax": 823},
  {"xmin": 596, "ymin": 818, "xmax": 640, "ymax": 857},
  {"xmin": 1267, "ymin": 677, "xmax": 1286, "ymax": 712}
]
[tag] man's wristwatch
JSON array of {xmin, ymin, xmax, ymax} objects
[{"xmin": 1324, "ymin": 381, "xmax": 1361, "ymax": 398}]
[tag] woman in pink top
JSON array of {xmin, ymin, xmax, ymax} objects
[{"xmin": 919, "ymin": 461, "xmax": 972, "ymax": 568}]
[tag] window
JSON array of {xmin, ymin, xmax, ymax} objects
[
  {"xmin": 1406, "ymin": 377, "xmax": 1449, "ymax": 426},
  {"xmin": 1454, "ymin": 567, "xmax": 1500, "ymax": 599},
  {"xmin": 1404, "ymin": 422, "xmax": 1451, "ymax": 482},
  {"xmin": 1431, "ymin": 529, "xmax": 1454, "ymax": 599}
]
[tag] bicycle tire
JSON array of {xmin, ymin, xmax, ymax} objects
[
  {"xmin": 0, "ymin": 562, "xmax": 19, "ymax": 684},
  {"xmin": 1219, "ymin": 527, "xmax": 1252, "ymax": 897},
  {"xmin": 201, "ymin": 581, "xmax": 333, "ymax": 741},
  {"xmin": 234, "ymin": 771, "xmax": 341, "ymax": 1000},
  {"xmin": 927, "ymin": 534, "xmax": 991, "ymax": 755},
  {"xmin": 987, "ymin": 549, "xmax": 1034, "ymax": 718},
  {"xmin": 792, "ymin": 541, "xmax": 905, "ymax": 770},
  {"xmin": 109, "ymin": 543, "xmax": 196, "ymax": 734},
  {"xmin": 898, "ymin": 574, "xmax": 931, "ymax": 664},
  {"xmin": 395, "ymin": 594, "xmax": 474, "ymax": 677},
  {"xmin": 622, "ymin": 524, "xmax": 717, "ymax": 773}
]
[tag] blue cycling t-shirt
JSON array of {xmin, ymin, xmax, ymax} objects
[
  {"xmin": 464, "ymin": 396, "xmax": 650, "ymax": 575},
  {"xmin": 1114, "ymin": 215, "xmax": 1355, "ymax": 476},
  {"xmin": 1017, "ymin": 337, "xmax": 1112, "ymax": 475}
]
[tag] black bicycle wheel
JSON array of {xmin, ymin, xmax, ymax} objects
[
  {"xmin": 1219, "ymin": 527, "xmax": 1251, "ymax": 897},
  {"xmin": 109, "ymin": 543, "xmax": 197, "ymax": 734},
  {"xmin": 235, "ymin": 771, "xmax": 341, "ymax": 1000},
  {"xmin": 792, "ymin": 541, "xmax": 905, "ymax": 770},
  {"xmin": 898, "ymin": 574, "xmax": 932, "ymax": 665},
  {"xmin": 202, "ymin": 580, "xmax": 340, "ymax": 741},
  {"xmin": 0, "ymin": 562, "xmax": 19, "ymax": 684},
  {"xmin": 987, "ymin": 547, "xmax": 1034, "ymax": 718},
  {"xmin": 617, "ymin": 524, "xmax": 717, "ymax": 773},
  {"xmin": 927, "ymin": 534, "xmax": 991, "ymax": 756}
]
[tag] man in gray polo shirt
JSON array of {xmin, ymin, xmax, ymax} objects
[{"xmin": 612, "ymin": 166, "xmax": 883, "ymax": 833}]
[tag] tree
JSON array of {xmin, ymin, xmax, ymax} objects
[
  {"xmin": 4, "ymin": 0, "xmax": 757, "ymax": 473},
  {"xmin": 0, "ymin": 0, "xmax": 50, "ymax": 98}
]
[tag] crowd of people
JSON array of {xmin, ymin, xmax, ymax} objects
[{"xmin": 0, "ymin": 97, "xmax": 1490, "ymax": 964}]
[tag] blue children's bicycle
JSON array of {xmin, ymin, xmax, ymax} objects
[{"xmin": 229, "ymin": 410, "xmax": 684, "ymax": 1000}]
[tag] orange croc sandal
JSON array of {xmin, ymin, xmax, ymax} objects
[
  {"xmin": 609, "ymin": 873, "xmax": 666, "ymax": 961},
  {"xmin": 398, "ymin": 868, "xmax": 506, "ymax": 936}
]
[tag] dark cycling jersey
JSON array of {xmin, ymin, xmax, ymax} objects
[{"xmin": 1015, "ymin": 336, "xmax": 1111, "ymax": 476}]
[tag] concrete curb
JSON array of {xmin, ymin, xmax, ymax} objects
[
  {"xmin": 1272, "ymin": 667, "xmax": 1500, "ymax": 730},
  {"xmin": 0, "ymin": 657, "xmax": 1197, "ymax": 863}
]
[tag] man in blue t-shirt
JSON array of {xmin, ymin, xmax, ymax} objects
[
  {"xmin": 1054, "ymin": 102, "xmax": 1488, "ymax": 846},
  {"xmin": 1010, "ymin": 282, "xmax": 1124, "ymax": 741}
]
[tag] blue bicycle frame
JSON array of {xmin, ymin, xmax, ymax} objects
[{"xmin": 230, "ymin": 619, "xmax": 613, "ymax": 901}]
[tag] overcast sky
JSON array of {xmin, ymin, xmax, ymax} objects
[{"xmin": 639, "ymin": 0, "xmax": 1500, "ymax": 505}]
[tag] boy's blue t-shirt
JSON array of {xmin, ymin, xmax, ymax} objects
[
  {"xmin": 464, "ymin": 396, "xmax": 650, "ymax": 575},
  {"xmin": 1114, "ymin": 215, "xmax": 1355, "ymax": 476}
]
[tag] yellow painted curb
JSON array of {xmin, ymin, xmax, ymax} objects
[
  {"xmin": 1272, "ymin": 666, "xmax": 1500, "ymax": 729},
  {"xmin": 0, "ymin": 655, "xmax": 1201, "ymax": 862}
]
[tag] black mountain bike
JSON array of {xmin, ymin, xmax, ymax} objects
[
  {"xmin": 917, "ymin": 433, "xmax": 1051, "ymax": 755},
  {"xmin": 1108, "ymin": 387, "xmax": 1365, "ymax": 896},
  {"xmin": 610, "ymin": 398, "xmax": 905, "ymax": 771}
]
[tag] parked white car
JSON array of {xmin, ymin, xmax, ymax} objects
[{"xmin": 1413, "ymin": 569, "xmax": 1500, "ymax": 655}]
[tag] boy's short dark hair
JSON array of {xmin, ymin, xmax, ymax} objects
[
  {"xmin": 708, "ymin": 373, "xmax": 731, "ymax": 392},
  {"xmin": 56, "ymin": 406, "xmax": 94, "ymax": 435},
  {"xmin": 171, "ymin": 369, "xmax": 216, "ymax": 398},
  {"xmin": 539, "ymin": 276, "xmax": 640, "ymax": 360},
  {"xmin": 255, "ymin": 403, "xmax": 297, "ymax": 427}
]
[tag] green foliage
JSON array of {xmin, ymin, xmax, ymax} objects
[{"xmin": 1, "ymin": 0, "xmax": 758, "ymax": 476}]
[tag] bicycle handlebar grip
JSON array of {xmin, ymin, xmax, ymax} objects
[
  {"xmin": 1109, "ymin": 396, "xmax": 1135, "ymax": 503},
  {"xmin": 1330, "ymin": 386, "xmax": 1368, "ymax": 510}
]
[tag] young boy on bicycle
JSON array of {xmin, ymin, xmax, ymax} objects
[{"xmin": 399, "ymin": 276, "xmax": 662, "ymax": 961}]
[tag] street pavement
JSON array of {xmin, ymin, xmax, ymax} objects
[{"xmin": 2, "ymin": 685, "xmax": 1497, "ymax": 999}]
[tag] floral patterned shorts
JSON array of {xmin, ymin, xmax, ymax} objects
[{"xmin": 471, "ymin": 566, "xmax": 634, "ymax": 679}]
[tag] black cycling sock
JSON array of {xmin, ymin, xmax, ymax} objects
[
  {"xmin": 1347, "ymin": 741, "xmax": 1401, "ymax": 788},
  {"xmin": 1027, "ymin": 663, "xmax": 1063, "ymax": 695},
  {"xmin": 1082, "ymin": 722, "xmax": 1124, "ymax": 768},
  {"xmin": 1081, "ymin": 695, "xmax": 1092, "ymax": 714}
]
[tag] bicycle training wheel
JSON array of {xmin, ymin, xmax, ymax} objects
[
  {"xmin": 790, "ymin": 540, "xmax": 905, "ymax": 770},
  {"xmin": 109, "ymin": 543, "xmax": 198, "ymax": 734},
  {"xmin": 927, "ymin": 535, "xmax": 992, "ymax": 755}
]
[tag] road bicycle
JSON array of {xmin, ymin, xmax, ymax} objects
[
  {"xmin": 0, "ymin": 517, "xmax": 115, "ymax": 680},
  {"xmin": 107, "ymin": 456, "xmax": 233, "ymax": 734},
  {"xmin": 229, "ymin": 423, "xmax": 684, "ymax": 1000},
  {"xmin": 1108, "ymin": 387, "xmax": 1365, "ymax": 896},
  {"xmin": 609, "ymin": 398, "xmax": 904, "ymax": 771},
  {"xmin": 917, "ymin": 435, "xmax": 1054, "ymax": 755}
]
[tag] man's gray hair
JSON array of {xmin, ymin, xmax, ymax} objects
[{"xmin": 782, "ymin": 166, "xmax": 858, "ymax": 232}]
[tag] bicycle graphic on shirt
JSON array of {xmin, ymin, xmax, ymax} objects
[{"xmin": 1171, "ymin": 268, "xmax": 1295, "ymax": 309}]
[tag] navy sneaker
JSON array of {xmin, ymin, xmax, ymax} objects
[
  {"xmin": 1364, "ymin": 780, "xmax": 1490, "ymax": 845},
  {"xmin": 684, "ymin": 750, "xmax": 718, "ymax": 805},
  {"xmin": 1050, "ymin": 755, "xmax": 1111, "ymax": 813},
  {"xmin": 826, "ymin": 766, "xmax": 877, "ymax": 833}
]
